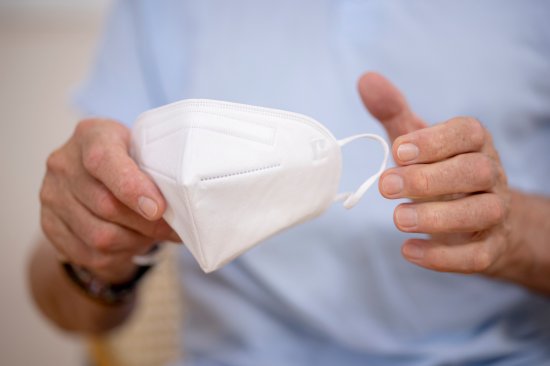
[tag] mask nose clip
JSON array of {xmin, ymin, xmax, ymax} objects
[{"xmin": 335, "ymin": 133, "xmax": 389, "ymax": 209}]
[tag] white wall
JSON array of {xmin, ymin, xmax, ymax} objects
[
  {"xmin": 0, "ymin": 1, "xmax": 110, "ymax": 365},
  {"xmin": 0, "ymin": 0, "xmax": 109, "ymax": 14}
]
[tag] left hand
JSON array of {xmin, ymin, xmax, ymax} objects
[{"xmin": 359, "ymin": 72, "xmax": 514, "ymax": 274}]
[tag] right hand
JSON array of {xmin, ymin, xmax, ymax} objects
[{"xmin": 40, "ymin": 119, "xmax": 180, "ymax": 283}]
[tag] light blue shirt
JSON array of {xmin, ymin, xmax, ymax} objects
[{"xmin": 75, "ymin": 1, "xmax": 550, "ymax": 365}]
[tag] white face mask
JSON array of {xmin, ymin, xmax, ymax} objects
[{"xmin": 131, "ymin": 99, "xmax": 388, "ymax": 272}]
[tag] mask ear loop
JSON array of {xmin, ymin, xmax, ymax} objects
[{"xmin": 335, "ymin": 134, "xmax": 389, "ymax": 209}]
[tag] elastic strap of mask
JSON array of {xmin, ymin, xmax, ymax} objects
[{"xmin": 335, "ymin": 133, "xmax": 389, "ymax": 209}]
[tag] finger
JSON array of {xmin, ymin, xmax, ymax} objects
[
  {"xmin": 380, "ymin": 152, "xmax": 497, "ymax": 199},
  {"xmin": 40, "ymin": 206, "xmax": 94, "ymax": 266},
  {"xmin": 70, "ymin": 169, "xmax": 177, "ymax": 241},
  {"xmin": 55, "ymin": 188, "xmax": 155, "ymax": 253},
  {"xmin": 42, "ymin": 208, "xmax": 147, "ymax": 281},
  {"xmin": 393, "ymin": 193, "xmax": 505, "ymax": 234},
  {"xmin": 358, "ymin": 72, "xmax": 427, "ymax": 143},
  {"xmin": 393, "ymin": 116, "xmax": 485, "ymax": 165},
  {"xmin": 401, "ymin": 236, "xmax": 503, "ymax": 274},
  {"xmin": 78, "ymin": 120, "xmax": 166, "ymax": 221}
]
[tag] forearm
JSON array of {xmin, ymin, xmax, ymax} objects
[
  {"xmin": 28, "ymin": 238, "xmax": 136, "ymax": 334},
  {"xmin": 490, "ymin": 190, "xmax": 550, "ymax": 295}
]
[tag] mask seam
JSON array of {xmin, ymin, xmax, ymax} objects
[
  {"xmin": 144, "ymin": 123, "xmax": 183, "ymax": 144},
  {"xmin": 191, "ymin": 109, "xmax": 276, "ymax": 130},
  {"xmin": 199, "ymin": 163, "xmax": 281, "ymax": 182},
  {"xmin": 176, "ymin": 127, "xmax": 209, "ymax": 269},
  {"xmin": 145, "ymin": 123, "xmax": 275, "ymax": 146},
  {"xmin": 140, "ymin": 165, "xmax": 177, "ymax": 182},
  {"xmin": 193, "ymin": 104, "xmax": 332, "ymax": 140},
  {"xmin": 188, "ymin": 124, "xmax": 275, "ymax": 146},
  {"xmin": 139, "ymin": 100, "xmax": 336, "ymax": 143},
  {"xmin": 141, "ymin": 124, "xmax": 178, "ymax": 182},
  {"xmin": 180, "ymin": 186, "xmax": 207, "ymax": 269}
]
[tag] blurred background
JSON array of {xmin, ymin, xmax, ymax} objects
[{"xmin": 0, "ymin": 0, "xmax": 109, "ymax": 364}]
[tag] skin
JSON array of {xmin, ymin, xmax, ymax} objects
[
  {"xmin": 360, "ymin": 73, "xmax": 550, "ymax": 294},
  {"xmin": 30, "ymin": 119, "xmax": 179, "ymax": 333},
  {"xmin": 29, "ymin": 73, "xmax": 550, "ymax": 336}
]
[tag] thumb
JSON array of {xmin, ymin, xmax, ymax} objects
[
  {"xmin": 358, "ymin": 72, "xmax": 427, "ymax": 143},
  {"xmin": 79, "ymin": 119, "xmax": 166, "ymax": 221}
]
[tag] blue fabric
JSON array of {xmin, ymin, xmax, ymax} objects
[{"xmin": 75, "ymin": 1, "xmax": 550, "ymax": 365}]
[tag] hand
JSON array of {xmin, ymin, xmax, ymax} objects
[
  {"xmin": 40, "ymin": 119, "xmax": 179, "ymax": 283},
  {"xmin": 359, "ymin": 73, "xmax": 514, "ymax": 275}
]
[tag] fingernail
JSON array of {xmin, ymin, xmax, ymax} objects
[
  {"xmin": 403, "ymin": 242, "xmax": 424, "ymax": 259},
  {"xmin": 381, "ymin": 174, "xmax": 403, "ymax": 195},
  {"xmin": 397, "ymin": 143, "xmax": 419, "ymax": 162},
  {"xmin": 396, "ymin": 206, "xmax": 418, "ymax": 228},
  {"xmin": 138, "ymin": 196, "xmax": 158, "ymax": 219}
]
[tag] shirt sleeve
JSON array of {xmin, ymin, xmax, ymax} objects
[{"xmin": 72, "ymin": 0, "xmax": 153, "ymax": 127}]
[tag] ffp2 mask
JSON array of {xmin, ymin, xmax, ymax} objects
[{"xmin": 131, "ymin": 99, "xmax": 388, "ymax": 272}]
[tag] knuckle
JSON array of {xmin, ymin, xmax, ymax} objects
[
  {"xmin": 428, "ymin": 208, "xmax": 444, "ymax": 231},
  {"xmin": 39, "ymin": 183, "xmax": 52, "ymax": 205},
  {"xmin": 45, "ymin": 149, "xmax": 66, "ymax": 174},
  {"xmin": 95, "ymin": 190, "xmax": 120, "ymax": 220},
  {"xmin": 462, "ymin": 117, "xmax": 485, "ymax": 149},
  {"xmin": 89, "ymin": 227, "xmax": 117, "ymax": 252},
  {"xmin": 474, "ymin": 155, "xmax": 497, "ymax": 189},
  {"xmin": 82, "ymin": 144, "xmax": 106, "ymax": 174},
  {"xmin": 74, "ymin": 119, "xmax": 96, "ymax": 137},
  {"xmin": 39, "ymin": 174, "xmax": 60, "ymax": 207},
  {"xmin": 487, "ymin": 195, "xmax": 506, "ymax": 225},
  {"xmin": 410, "ymin": 169, "xmax": 431, "ymax": 195},
  {"xmin": 40, "ymin": 211, "xmax": 55, "ymax": 236},
  {"xmin": 471, "ymin": 247, "xmax": 493, "ymax": 273}
]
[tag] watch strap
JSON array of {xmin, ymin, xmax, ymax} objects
[{"xmin": 61, "ymin": 261, "xmax": 153, "ymax": 306}]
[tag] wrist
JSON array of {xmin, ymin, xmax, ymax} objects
[
  {"xmin": 61, "ymin": 261, "xmax": 153, "ymax": 306},
  {"xmin": 90, "ymin": 261, "xmax": 141, "ymax": 285},
  {"xmin": 60, "ymin": 245, "xmax": 162, "ymax": 305},
  {"xmin": 487, "ymin": 191, "xmax": 530, "ymax": 276},
  {"xmin": 85, "ymin": 245, "xmax": 162, "ymax": 284},
  {"xmin": 487, "ymin": 190, "xmax": 550, "ymax": 293}
]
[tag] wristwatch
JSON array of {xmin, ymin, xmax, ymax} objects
[
  {"xmin": 61, "ymin": 262, "xmax": 153, "ymax": 306},
  {"xmin": 60, "ymin": 246, "xmax": 160, "ymax": 306}
]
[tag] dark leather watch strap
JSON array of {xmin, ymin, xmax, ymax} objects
[{"xmin": 61, "ymin": 261, "xmax": 153, "ymax": 306}]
